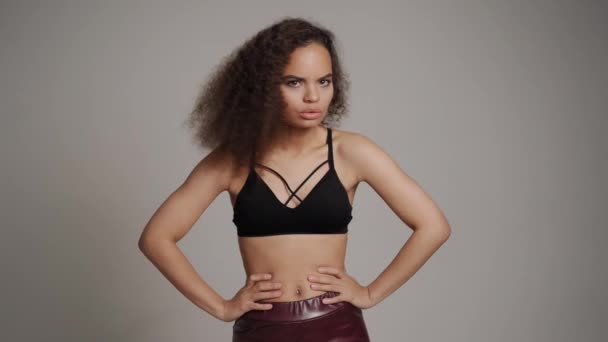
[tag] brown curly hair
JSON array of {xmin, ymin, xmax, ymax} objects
[{"xmin": 183, "ymin": 16, "xmax": 351, "ymax": 171}]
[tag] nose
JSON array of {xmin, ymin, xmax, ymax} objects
[{"xmin": 304, "ymin": 84, "xmax": 319, "ymax": 102}]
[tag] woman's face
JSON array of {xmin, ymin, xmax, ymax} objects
[{"xmin": 279, "ymin": 42, "xmax": 334, "ymax": 127}]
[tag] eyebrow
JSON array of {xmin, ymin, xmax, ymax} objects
[{"xmin": 280, "ymin": 73, "xmax": 333, "ymax": 81}]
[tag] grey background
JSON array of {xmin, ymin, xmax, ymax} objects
[{"xmin": 1, "ymin": 0, "xmax": 606, "ymax": 341}]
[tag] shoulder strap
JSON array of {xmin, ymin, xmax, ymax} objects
[{"xmin": 326, "ymin": 127, "xmax": 334, "ymax": 169}]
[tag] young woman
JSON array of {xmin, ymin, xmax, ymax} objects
[{"xmin": 138, "ymin": 17, "xmax": 451, "ymax": 341}]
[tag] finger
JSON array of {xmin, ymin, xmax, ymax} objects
[
  {"xmin": 247, "ymin": 273, "xmax": 272, "ymax": 286},
  {"xmin": 254, "ymin": 281, "xmax": 282, "ymax": 291},
  {"xmin": 320, "ymin": 294, "xmax": 342, "ymax": 304},
  {"xmin": 319, "ymin": 275, "xmax": 337, "ymax": 284},
  {"xmin": 251, "ymin": 289, "xmax": 282, "ymax": 302},
  {"xmin": 317, "ymin": 267, "xmax": 342, "ymax": 279},
  {"xmin": 251, "ymin": 302, "xmax": 274, "ymax": 311},
  {"xmin": 309, "ymin": 283, "xmax": 336, "ymax": 292},
  {"xmin": 308, "ymin": 275, "xmax": 335, "ymax": 284}
]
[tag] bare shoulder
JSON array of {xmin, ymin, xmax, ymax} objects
[
  {"xmin": 172, "ymin": 144, "xmax": 237, "ymax": 217},
  {"xmin": 333, "ymin": 127, "xmax": 451, "ymax": 233},
  {"xmin": 183, "ymin": 144, "xmax": 235, "ymax": 191},
  {"xmin": 331, "ymin": 127, "xmax": 390, "ymax": 184}
]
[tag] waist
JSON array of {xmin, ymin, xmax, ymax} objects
[
  {"xmin": 262, "ymin": 278, "xmax": 331, "ymax": 303},
  {"xmin": 244, "ymin": 264, "xmax": 346, "ymax": 303},
  {"xmin": 238, "ymin": 291, "xmax": 349, "ymax": 322}
]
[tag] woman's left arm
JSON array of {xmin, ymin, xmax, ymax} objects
[{"xmin": 348, "ymin": 132, "xmax": 452, "ymax": 307}]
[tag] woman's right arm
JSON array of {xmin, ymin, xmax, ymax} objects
[{"xmin": 137, "ymin": 146, "xmax": 232, "ymax": 321}]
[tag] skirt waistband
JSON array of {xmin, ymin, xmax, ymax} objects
[{"xmin": 239, "ymin": 291, "xmax": 346, "ymax": 322}]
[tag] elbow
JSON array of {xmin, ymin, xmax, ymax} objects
[
  {"xmin": 138, "ymin": 235, "xmax": 150, "ymax": 254},
  {"xmin": 416, "ymin": 221, "xmax": 451, "ymax": 241},
  {"xmin": 138, "ymin": 232, "xmax": 176, "ymax": 255},
  {"xmin": 138, "ymin": 233, "xmax": 158, "ymax": 255},
  {"xmin": 438, "ymin": 221, "xmax": 452, "ymax": 241},
  {"xmin": 442, "ymin": 226, "xmax": 452, "ymax": 241},
  {"xmin": 433, "ymin": 215, "xmax": 452, "ymax": 241}
]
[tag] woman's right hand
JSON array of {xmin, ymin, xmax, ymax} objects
[{"xmin": 219, "ymin": 273, "xmax": 283, "ymax": 322}]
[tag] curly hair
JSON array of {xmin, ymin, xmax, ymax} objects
[{"xmin": 183, "ymin": 16, "xmax": 351, "ymax": 171}]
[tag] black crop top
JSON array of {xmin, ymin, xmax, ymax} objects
[{"xmin": 232, "ymin": 127, "xmax": 353, "ymax": 237}]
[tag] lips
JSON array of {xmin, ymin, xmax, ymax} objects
[{"xmin": 299, "ymin": 110, "xmax": 323, "ymax": 119}]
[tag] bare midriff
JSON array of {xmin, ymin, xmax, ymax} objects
[{"xmin": 237, "ymin": 233, "xmax": 348, "ymax": 302}]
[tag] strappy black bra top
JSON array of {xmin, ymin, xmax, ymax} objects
[{"xmin": 232, "ymin": 127, "xmax": 353, "ymax": 237}]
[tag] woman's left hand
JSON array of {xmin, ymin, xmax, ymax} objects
[{"xmin": 307, "ymin": 267, "xmax": 375, "ymax": 309}]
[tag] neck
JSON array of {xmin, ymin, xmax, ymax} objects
[{"xmin": 270, "ymin": 123, "xmax": 326, "ymax": 157}]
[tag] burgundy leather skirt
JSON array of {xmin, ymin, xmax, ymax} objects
[{"xmin": 232, "ymin": 291, "xmax": 371, "ymax": 341}]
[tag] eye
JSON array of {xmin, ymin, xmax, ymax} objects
[{"xmin": 286, "ymin": 79, "xmax": 332, "ymax": 87}]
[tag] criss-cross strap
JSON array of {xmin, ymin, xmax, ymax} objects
[
  {"xmin": 254, "ymin": 163, "xmax": 303, "ymax": 203},
  {"xmin": 252, "ymin": 127, "xmax": 334, "ymax": 207},
  {"xmin": 283, "ymin": 159, "xmax": 329, "ymax": 205}
]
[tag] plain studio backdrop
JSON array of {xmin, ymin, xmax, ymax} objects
[{"xmin": 1, "ymin": 0, "xmax": 606, "ymax": 341}]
